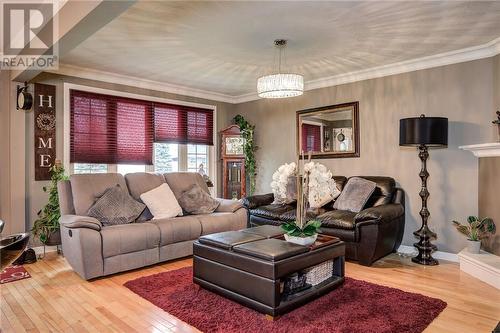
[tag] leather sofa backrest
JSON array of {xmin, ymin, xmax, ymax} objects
[
  {"xmin": 348, "ymin": 176, "xmax": 396, "ymax": 208},
  {"xmin": 57, "ymin": 180, "xmax": 75, "ymax": 215},
  {"xmin": 164, "ymin": 172, "xmax": 209, "ymax": 199},
  {"xmin": 125, "ymin": 172, "xmax": 165, "ymax": 201},
  {"xmin": 333, "ymin": 176, "xmax": 348, "ymax": 192},
  {"xmin": 70, "ymin": 173, "xmax": 127, "ymax": 215}
]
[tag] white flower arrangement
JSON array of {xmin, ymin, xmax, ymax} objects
[
  {"xmin": 304, "ymin": 162, "xmax": 340, "ymax": 208},
  {"xmin": 270, "ymin": 161, "xmax": 339, "ymax": 208},
  {"xmin": 270, "ymin": 162, "xmax": 297, "ymax": 204}
]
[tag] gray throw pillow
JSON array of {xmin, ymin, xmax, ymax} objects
[
  {"xmin": 87, "ymin": 185, "xmax": 145, "ymax": 226},
  {"xmin": 177, "ymin": 184, "xmax": 220, "ymax": 215},
  {"xmin": 333, "ymin": 177, "xmax": 377, "ymax": 213}
]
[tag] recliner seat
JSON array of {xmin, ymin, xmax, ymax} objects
[{"xmin": 58, "ymin": 172, "xmax": 248, "ymax": 280}]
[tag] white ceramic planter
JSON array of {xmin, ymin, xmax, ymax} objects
[
  {"xmin": 467, "ymin": 240, "xmax": 481, "ymax": 254},
  {"xmin": 284, "ymin": 234, "xmax": 318, "ymax": 246}
]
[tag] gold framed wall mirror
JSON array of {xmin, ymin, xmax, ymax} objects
[{"xmin": 296, "ymin": 101, "xmax": 359, "ymax": 159}]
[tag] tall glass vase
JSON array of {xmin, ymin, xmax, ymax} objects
[{"xmin": 295, "ymin": 172, "xmax": 310, "ymax": 230}]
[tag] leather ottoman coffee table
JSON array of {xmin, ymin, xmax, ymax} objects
[{"xmin": 193, "ymin": 225, "xmax": 345, "ymax": 318}]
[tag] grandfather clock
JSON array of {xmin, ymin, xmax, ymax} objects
[{"xmin": 220, "ymin": 125, "xmax": 246, "ymax": 200}]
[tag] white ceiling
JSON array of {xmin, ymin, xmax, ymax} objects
[{"xmin": 61, "ymin": 1, "xmax": 500, "ymax": 98}]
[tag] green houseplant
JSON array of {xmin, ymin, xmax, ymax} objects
[
  {"xmin": 493, "ymin": 110, "xmax": 500, "ymax": 142},
  {"xmin": 280, "ymin": 160, "xmax": 322, "ymax": 246},
  {"xmin": 31, "ymin": 161, "xmax": 68, "ymax": 245},
  {"xmin": 233, "ymin": 115, "xmax": 258, "ymax": 195},
  {"xmin": 451, "ymin": 216, "xmax": 496, "ymax": 254}
]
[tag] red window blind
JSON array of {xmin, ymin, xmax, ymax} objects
[
  {"xmin": 70, "ymin": 89, "xmax": 214, "ymax": 165},
  {"xmin": 70, "ymin": 90, "xmax": 153, "ymax": 165},
  {"xmin": 301, "ymin": 123, "xmax": 321, "ymax": 152},
  {"xmin": 154, "ymin": 103, "xmax": 213, "ymax": 145}
]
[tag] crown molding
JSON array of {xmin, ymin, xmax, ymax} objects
[
  {"xmin": 234, "ymin": 36, "xmax": 500, "ymax": 103},
  {"xmin": 50, "ymin": 37, "xmax": 500, "ymax": 104},
  {"xmin": 47, "ymin": 63, "xmax": 237, "ymax": 104}
]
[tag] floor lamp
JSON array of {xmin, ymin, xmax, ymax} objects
[{"xmin": 399, "ymin": 114, "xmax": 448, "ymax": 266}]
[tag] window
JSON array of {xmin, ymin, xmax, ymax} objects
[
  {"xmin": 154, "ymin": 143, "xmax": 179, "ymax": 173},
  {"xmin": 187, "ymin": 144, "xmax": 208, "ymax": 173},
  {"xmin": 301, "ymin": 123, "xmax": 321, "ymax": 152},
  {"xmin": 70, "ymin": 90, "xmax": 153, "ymax": 165},
  {"xmin": 73, "ymin": 163, "xmax": 107, "ymax": 174},
  {"xmin": 117, "ymin": 164, "xmax": 147, "ymax": 175},
  {"xmin": 68, "ymin": 88, "xmax": 215, "ymax": 190}
]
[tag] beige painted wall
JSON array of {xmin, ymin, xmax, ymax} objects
[
  {"xmin": 0, "ymin": 71, "xmax": 12, "ymax": 234},
  {"xmin": 479, "ymin": 157, "xmax": 500, "ymax": 254},
  {"xmin": 23, "ymin": 73, "xmax": 235, "ymax": 239},
  {"xmin": 231, "ymin": 58, "xmax": 495, "ymax": 254},
  {"xmin": 495, "ymin": 55, "xmax": 500, "ymax": 114},
  {"xmin": 0, "ymin": 72, "xmax": 27, "ymax": 236}
]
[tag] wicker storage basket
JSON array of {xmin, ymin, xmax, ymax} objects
[{"xmin": 305, "ymin": 260, "xmax": 333, "ymax": 286}]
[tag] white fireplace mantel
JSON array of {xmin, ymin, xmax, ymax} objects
[{"xmin": 459, "ymin": 142, "xmax": 500, "ymax": 158}]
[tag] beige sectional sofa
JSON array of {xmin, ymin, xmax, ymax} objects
[{"xmin": 57, "ymin": 172, "xmax": 247, "ymax": 280}]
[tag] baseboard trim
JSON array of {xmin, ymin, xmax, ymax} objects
[
  {"xmin": 32, "ymin": 245, "xmax": 59, "ymax": 255},
  {"xmin": 397, "ymin": 245, "xmax": 459, "ymax": 263},
  {"xmin": 458, "ymin": 250, "xmax": 500, "ymax": 290}
]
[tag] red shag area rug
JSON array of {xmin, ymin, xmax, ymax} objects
[
  {"xmin": 0, "ymin": 265, "xmax": 31, "ymax": 284},
  {"xmin": 124, "ymin": 267, "xmax": 446, "ymax": 333}
]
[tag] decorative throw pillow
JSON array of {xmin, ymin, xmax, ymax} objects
[
  {"xmin": 177, "ymin": 183, "xmax": 220, "ymax": 215},
  {"xmin": 140, "ymin": 183, "xmax": 183, "ymax": 220},
  {"xmin": 333, "ymin": 177, "xmax": 377, "ymax": 213},
  {"xmin": 87, "ymin": 185, "xmax": 145, "ymax": 226}
]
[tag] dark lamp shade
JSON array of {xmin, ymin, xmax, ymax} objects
[{"xmin": 399, "ymin": 116, "xmax": 448, "ymax": 147}]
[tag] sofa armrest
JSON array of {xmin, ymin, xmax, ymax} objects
[
  {"xmin": 215, "ymin": 199, "xmax": 244, "ymax": 213},
  {"xmin": 355, "ymin": 203, "xmax": 404, "ymax": 224},
  {"xmin": 241, "ymin": 193, "xmax": 274, "ymax": 209},
  {"xmin": 60, "ymin": 215, "xmax": 102, "ymax": 231}
]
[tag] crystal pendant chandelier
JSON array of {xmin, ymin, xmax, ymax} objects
[{"xmin": 257, "ymin": 39, "xmax": 304, "ymax": 98}]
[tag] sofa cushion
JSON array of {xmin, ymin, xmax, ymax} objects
[
  {"xmin": 197, "ymin": 212, "xmax": 244, "ymax": 235},
  {"xmin": 177, "ymin": 183, "xmax": 219, "ymax": 215},
  {"xmin": 125, "ymin": 172, "xmax": 165, "ymax": 200},
  {"xmin": 124, "ymin": 172, "xmax": 165, "ymax": 221},
  {"xmin": 319, "ymin": 227, "xmax": 357, "ymax": 242},
  {"xmin": 70, "ymin": 173, "xmax": 127, "ymax": 215},
  {"xmin": 333, "ymin": 177, "xmax": 377, "ymax": 213},
  {"xmin": 140, "ymin": 183, "xmax": 183, "ymax": 219},
  {"xmin": 355, "ymin": 176, "xmax": 396, "ymax": 207},
  {"xmin": 87, "ymin": 185, "xmax": 145, "ymax": 226},
  {"xmin": 333, "ymin": 176, "xmax": 348, "ymax": 192},
  {"xmin": 250, "ymin": 204, "xmax": 295, "ymax": 221},
  {"xmin": 150, "ymin": 216, "xmax": 202, "ymax": 246},
  {"xmin": 279, "ymin": 208, "xmax": 325, "ymax": 222},
  {"xmin": 164, "ymin": 172, "xmax": 209, "ymax": 199},
  {"xmin": 101, "ymin": 223, "xmax": 160, "ymax": 258},
  {"xmin": 317, "ymin": 210, "xmax": 357, "ymax": 230}
]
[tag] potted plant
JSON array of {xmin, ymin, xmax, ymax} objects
[
  {"xmin": 451, "ymin": 216, "xmax": 496, "ymax": 254},
  {"xmin": 493, "ymin": 110, "xmax": 500, "ymax": 142},
  {"xmin": 281, "ymin": 172, "xmax": 322, "ymax": 246},
  {"xmin": 31, "ymin": 161, "xmax": 68, "ymax": 246},
  {"xmin": 277, "ymin": 157, "xmax": 337, "ymax": 245}
]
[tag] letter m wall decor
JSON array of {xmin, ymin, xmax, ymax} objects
[{"xmin": 34, "ymin": 83, "xmax": 56, "ymax": 181}]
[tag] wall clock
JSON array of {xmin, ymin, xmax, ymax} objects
[
  {"xmin": 17, "ymin": 83, "xmax": 33, "ymax": 111},
  {"xmin": 225, "ymin": 136, "xmax": 245, "ymax": 155}
]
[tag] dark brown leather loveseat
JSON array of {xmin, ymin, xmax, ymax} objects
[{"xmin": 242, "ymin": 176, "xmax": 405, "ymax": 266}]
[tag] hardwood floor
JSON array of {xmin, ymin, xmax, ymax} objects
[{"xmin": 1, "ymin": 252, "xmax": 499, "ymax": 333}]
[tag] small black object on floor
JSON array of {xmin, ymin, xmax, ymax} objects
[{"xmin": 12, "ymin": 248, "xmax": 37, "ymax": 265}]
